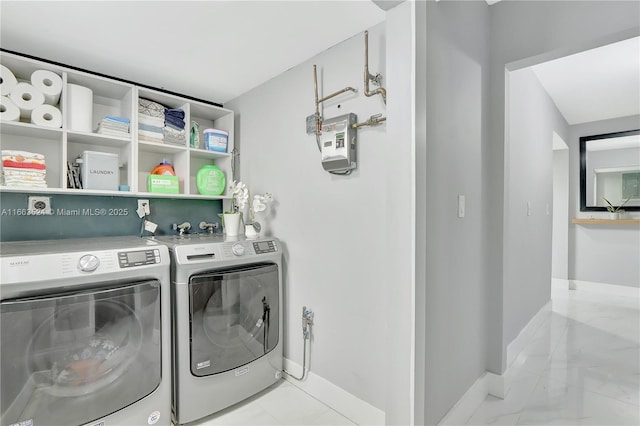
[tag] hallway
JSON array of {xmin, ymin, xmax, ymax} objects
[{"xmin": 467, "ymin": 280, "xmax": 640, "ymax": 425}]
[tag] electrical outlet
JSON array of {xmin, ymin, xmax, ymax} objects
[
  {"xmin": 137, "ymin": 199, "xmax": 150, "ymax": 215},
  {"xmin": 28, "ymin": 196, "xmax": 52, "ymax": 215}
]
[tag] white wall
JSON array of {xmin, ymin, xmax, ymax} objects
[
  {"xmin": 503, "ymin": 67, "xmax": 569, "ymax": 346},
  {"xmin": 569, "ymin": 115, "xmax": 640, "ymax": 288},
  {"xmin": 489, "ymin": 0, "xmax": 640, "ymax": 373},
  {"xmin": 552, "ymin": 147, "xmax": 569, "ymax": 279},
  {"xmin": 226, "ymin": 6, "xmax": 415, "ymax": 422},
  {"xmin": 422, "ymin": 1, "xmax": 490, "ymax": 423}
]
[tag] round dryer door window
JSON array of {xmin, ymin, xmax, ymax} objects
[{"xmin": 189, "ymin": 263, "xmax": 279, "ymax": 376}]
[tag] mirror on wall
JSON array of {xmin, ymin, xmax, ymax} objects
[{"xmin": 580, "ymin": 129, "xmax": 640, "ymax": 211}]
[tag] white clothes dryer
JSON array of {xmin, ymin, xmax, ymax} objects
[
  {"xmin": 0, "ymin": 237, "xmax": 171, "ymax": 426},
  {"xmin": 152, "ymin": 234, "xmax": 283, "ymax": 425}
]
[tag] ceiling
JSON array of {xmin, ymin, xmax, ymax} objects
[
  {"xmin": 531, "ymin": 36, "xmax": 640, "ymax": 125},
  {"xmin": 0, "ymin": 1, "xmax": 386, "ymax": 105}
]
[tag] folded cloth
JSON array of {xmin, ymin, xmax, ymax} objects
[
  {"xmin": 138, "ymin": 134, "xmax": 165, "ymax": 144},
  {"xmin": 1, "ymin": 156, "xmax": 46, "ymax": 166},
  {"xmin": 2, "ymin": 181, "xmax": 47, "ymax": 188},
  {"xmin": 138, "ymin": 114, "xmax": 165, "ymax": 128},
  {"xmin": 138, "ymin": 98, "xmax": 165, "ymax": 118},
  {"xmin": 97, "ymin": 128, "xmax": 129, "ymax": 137},
  {"xmin": 138, "ymin": 129, "xmax": 164, "ymax": 139},
  {"xmin": 164, "ymin": 122, "xmax": 186, "ymax": 132},
  {"xmin": 104, "ymin": 115, "xmax": 130, "ymax": 124},
  {"xmin": 3, "ymin": 160, "xmax": 46, "ymax": 170},
  {"xmin": 164, "ymin": 115, "xmax": 185, "ymax": 129},
  {"xmin": 163, "ymin": 126, "xmax": 186, "ymax": 137},
  {"xmin": 100, "ymin": 123, "xmax": 129, "ymax": 132},
  {"xmin": 3, "ymin": 167, "xmax": 46, "ymax": 177},
  {"xmin": 1, "ymin": 150, "xmax": 45, "ymax": 161},
  {"xmin": 3, "ymin": 177, "xmax": 46, "ymax": 184},
  {"xmin": 100, "ymin": 119, "xmax": 129, "ymax": 129},
  {"xmin": 164, "ymin": 108, "xmax": 185, "ymax": 119},
  {"xmin": 138, "ymin": 123, "xmax": 164, "ymax": 133},
  {"xmin": 163, "ymin": 128, "xmax": 186, "ymax": 145}
]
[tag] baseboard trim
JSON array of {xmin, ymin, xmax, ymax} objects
[
  {"xmin": 569, "ymin": 280, "xmax": 640, "ymax": 298},
  {"xmin": 283, "ymin": 358, "xmax": 385, "ymax": 426},
  {"xmin": 440, "ymin": 300, "xmax": 552, "ymax": 425},
  {"xmin": 506, "ymin": 300, "xmax": 552, "ymax": 368},
  {"xmin": 438, "ymin": 371, "xmax": 503, "ymax": 425}
]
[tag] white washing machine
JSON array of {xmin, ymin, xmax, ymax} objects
[
  {"xmin": 0, "ymin": 237, "xmax": 172, "ymax": 426},
  {"xmin": 152, "ymin": 234, "xmax": 283, "ymax": 425}
]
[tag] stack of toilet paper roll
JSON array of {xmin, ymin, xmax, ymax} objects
[{"xmin": 1, "ymin": 64, "xmax": 63, "ymax": 128}]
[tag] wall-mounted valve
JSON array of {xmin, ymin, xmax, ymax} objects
[
  {"xmin": 173, "ymin": 221, "xmax": 191, "ymax": 236},
  {"xmin": 199, "ymin": 221, "xmax": 218, "ymax": 234},
  {"xmin": 302, "ymin": 306, "xmax": 314, "ymax": 340}
]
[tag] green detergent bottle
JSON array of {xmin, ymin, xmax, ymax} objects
[{"xmin": 196, "ymin": 165, "xmax": 225, "ymax": 195}]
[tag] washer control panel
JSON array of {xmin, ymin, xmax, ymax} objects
[
  {"xmin": 252, "ymin": 240, "xmax": 277, "ymax": 254},
  {"xmin": 118, "ymin": 249, "xmax": 161, "ymax": 268}
]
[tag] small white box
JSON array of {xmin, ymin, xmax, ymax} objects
[{"xmin": 77, "ymin": 151, "xmax": 119, "ymax": 190}]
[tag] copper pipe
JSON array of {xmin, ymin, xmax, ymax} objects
[
  {"xmin": 352, "ymin": 114, "xmax": 387, "ymax": 129},
  {"xmin": 313, "ymin": 65, "xmax": 357, "ymax": 135},
  {"xmin": 363, "ymin": 31, "xmax": 387, "ymax": 104},
  {"xmin": 318, "ymin": 86, "xmax": 357, "ymax": 104},
  {"xmin": 313, "ymin": 65, "xmax": 321, "ymax": 135}
]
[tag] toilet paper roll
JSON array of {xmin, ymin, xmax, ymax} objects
[
  {"xmin": 67, "ymin": 83, "xmax": 93, "ymax": 132},
  {"xmin": 31, "ymin": 70, "xmax": 62, "ymax": 105},
  {"xmin": 9, "ymin": 82, "xmax": 45, "ymax": 119},
  {"xmin": 0, "ymin": 96, "xmax": 21, "ymax": 122},
  {"xmin": 31, "ymin": 104, "xmax": 62, "ymax": 128},
  {"xmin": 0, "ymin": 64, "xmax": 18, "ymax": 96}
]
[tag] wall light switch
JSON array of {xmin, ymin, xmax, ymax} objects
[
  {"xmin": 527, "ymin": 201, "xmax": 532, "ymax": 216},
  {"xmin": 458, "ymin": 195, "xmax": 465, "ymax": 218}
]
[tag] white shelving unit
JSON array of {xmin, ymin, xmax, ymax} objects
[{"xmin": 0, "ymin": 51, "xmax": 233, "ymax": 200}]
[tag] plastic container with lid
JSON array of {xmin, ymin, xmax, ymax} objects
[{"xmin": 203, "ymin": 128, "xmax": 228, "ymax": 153}]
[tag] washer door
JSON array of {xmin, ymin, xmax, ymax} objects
[
  {"xmin": 0, "ymin": 280, "xmax": 161, "ymax": 426},
  {"xmin": 189, "ymin": 263, "xmax": 279, "ymax": 376}
]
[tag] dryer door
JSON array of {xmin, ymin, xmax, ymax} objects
[
  {"xmin": 189, "ymin": 262, "xmax": 279, "ymax": 377},
  {"xmin": 0, "ymin": 280, "xmax": 161, "ymax": 426}
]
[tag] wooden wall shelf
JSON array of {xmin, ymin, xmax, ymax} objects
[{"xmin": 572, "ymin": 218, "xmax": 640, "ymax": 225}]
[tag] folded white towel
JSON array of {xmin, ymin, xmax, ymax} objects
[{"xmin": 1, "ymin": 150, "xmax": 45, "ymax": 160}]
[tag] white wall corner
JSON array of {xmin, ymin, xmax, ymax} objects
[
  {"xmin": 438, "ymin": 372, "xmax": 496, "ymax": 426},
  {"xmin": 283, "ymin": 358, "xmax": 386, "ymax": 426},
  {"xmin": 440, "ymin": 300, "xmax": 554, "ymax": 424},
  {"xmin": 485, "ymin": 372, "xmax": 506, "ymax": 399},
  {"xmin": 506, "ymin": 300, "xmax": 552, "ymax": 368}
]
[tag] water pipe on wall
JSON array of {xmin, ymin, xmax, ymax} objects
[
  {"xmin": 363, "ymin": 30, "xmax": 386, "ymax": 104},
  {"xmin": 283, "ymin": 306, "xmax": 314, "ymax": 381},
  {"xmin": 312, "ymin": 65, "xmax": 357, "ymax": 150}
]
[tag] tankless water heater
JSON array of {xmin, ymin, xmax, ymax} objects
[{"xmin": 320, "ymin": 113, "xmax": 357, "ymax": 174}]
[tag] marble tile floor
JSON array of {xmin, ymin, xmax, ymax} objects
[
  {"xmin": 186, "ymin": 379, "xmax": 356, "ymax": 426},
  {"xmin": 467, "ymin": 280, "xmax": 640, "ymax": 425}
]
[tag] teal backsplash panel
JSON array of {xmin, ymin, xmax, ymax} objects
[{"xmin": 0, "ymin": 193, "xmax": 223, "ymax": 242}]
